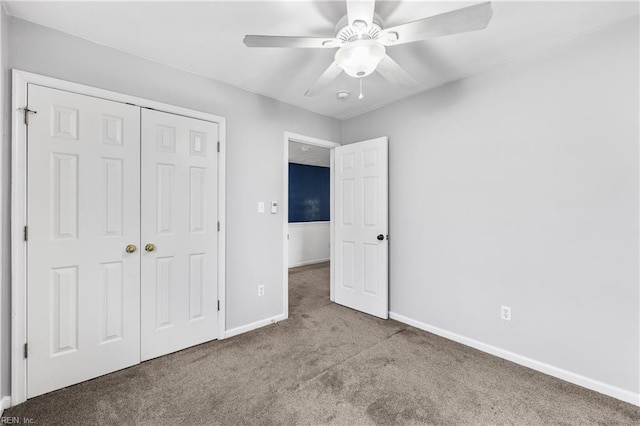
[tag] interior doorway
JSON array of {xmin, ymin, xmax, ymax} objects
[{"xmin": 282, "ymin": 133, "xmax": 339, "ymax": 319}]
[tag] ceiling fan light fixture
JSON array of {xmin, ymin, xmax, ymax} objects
[
  {"xmin": 245, "ymin": 1, "xmax": 493, "ymax": 96},
  {"xmin": 335, "ymin": 40, "xmax": 385, "ymax": 78}
]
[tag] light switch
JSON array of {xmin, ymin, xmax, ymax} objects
[
  {"xmin": 258, "ymin": 201, "xmax": 265, "ymax": 213},
  {"xmin": 271, "ymin": 201, "xmax": 278, "ymax": 214}
]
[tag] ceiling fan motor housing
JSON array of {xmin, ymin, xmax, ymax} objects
[{"xmin": 335, "ymin": 13, "xmax": 384, "ymax": 42}]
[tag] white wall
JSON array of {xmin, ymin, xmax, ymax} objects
[
  {"xmin": 288, "ymin": 222, "xmax": 330, "ymax": 268},
  {"xmin": 0, "ymin": 16, "xmax": 341, "ymax": 395},
  {"xmin": 342, "ymin": 17, "xmax": 640, "ymax": 399}
]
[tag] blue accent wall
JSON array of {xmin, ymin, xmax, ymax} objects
[{"xmin": 289, "ymin": 163, "xmax": 330, "ymax": 222}]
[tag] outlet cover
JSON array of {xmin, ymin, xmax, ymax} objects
[
  {"xmin": 258, "ymin": 285, "xmax": 265, "ymax": 297},
  {"xmin": 501, "ymin": 305, "xmax": 512, "ymax": 321}
]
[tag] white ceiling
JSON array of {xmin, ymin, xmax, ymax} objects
[
  {"xmin": 289, "ymin": 141, "xmax": 330, "ymax": 167},
  {"xmin": 5, "ymin": 1, "xmax": 638, "ymax": 120}
]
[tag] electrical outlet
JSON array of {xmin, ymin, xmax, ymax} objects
[
  {"xmin": 258, "ymin": 285, "xmax": 265, "ymax": 297},
  {"xmin": 501, "ymin": 305, "xmax": 512, "ymax": 321}
]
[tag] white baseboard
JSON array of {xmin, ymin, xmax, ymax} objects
[
  {"xmin": 224, "ymin": 313, "xmax": 287, "ymax": 339},
  {"xmin": 389, "ymin": 312, "xmax": 640, "ymax": 407},
  {"xmin": 0, "ymin": 396, "xmax": 11, "ymax": 416},
  {"xmin": 288, "ymin": 258, "xmax": 330, "ymax": 268}
]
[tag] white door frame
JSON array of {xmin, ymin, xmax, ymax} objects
[
  {"xmin": 10, "ymin": 70, "xmax": 227, "ymax": 406},
  {"xmin": 282, "ymin": 132, "xmax": 340, "ymax": 319}
]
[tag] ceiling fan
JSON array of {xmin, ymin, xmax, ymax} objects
[{"xmin": 243, "ymin": 1, "xmax": 493, "ymax": 97}]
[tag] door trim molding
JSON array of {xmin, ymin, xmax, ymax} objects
[
  {"xmin": 11, "ymin": 69, "xmax": 227, "ymax": 405},
  {"xmin": 283, "ymin": 132, "xmax": 339, "ymax": 320}
]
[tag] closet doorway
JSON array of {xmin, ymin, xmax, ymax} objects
[{"xmin": 11, "ymin": 71, "xmax": 226, "ymax": 403}]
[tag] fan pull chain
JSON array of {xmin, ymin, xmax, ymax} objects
[{"xmin": 359, "ymin": 78, "xmax": 364, "ymax": 100}]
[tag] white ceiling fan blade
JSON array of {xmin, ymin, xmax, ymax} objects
[
  {"xmin": 378, "ymin": 2, "xmax": 493, "ymax": 46},
  {"xmin": 376, "ymin": 55, "xmax": 417, "ymax": 90},
  {"xmin": 346, "ymin": 0, "xmax": 376, "ymax": 32},
  {"xmin": 244, "ymin": 35, "xmax": 342, "ymax": 48},
  {"xmin": 305, "ymin": 62, "xmax": 343, "ymax": 97}
]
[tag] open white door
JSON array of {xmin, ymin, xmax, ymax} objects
[
  {"xmin": 333, "ymin": 137, "xmax": 388, "ymax": 319},
  {"xmin": 140, "ymin": 109, "xmax": 219, "ymax": 361},
  {"xmin": 27, "ymin": 85, "xmax": 141, "ymax": 397}
]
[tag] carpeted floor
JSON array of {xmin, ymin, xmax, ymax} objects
[{"xmin": 6, "ymin": 261, "xmax": 640, "ymax": 425}]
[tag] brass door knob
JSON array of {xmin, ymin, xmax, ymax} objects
[
  {"xmin": 145, "ymin": 243, "xmax": 156, "ymax": 252},
  {"xmin": 125, "ymin": 244, "xmax": 137, "ymax": 253}
]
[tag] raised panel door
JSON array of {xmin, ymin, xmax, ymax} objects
[
  {"xmin": 334, "ymin": 137, "xmax": 389, "ymax": 319},
  {"xmin": 140, "ymin": 109, "xmax": 218, "ymax": 360},
  {"xmin": 27, "ymin": 85, "xmax": 141, "ymax": 397}
]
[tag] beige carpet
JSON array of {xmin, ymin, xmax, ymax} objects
[{"xmin": 6, "ymin": 262, "xmax": 640, "ymax": 425}]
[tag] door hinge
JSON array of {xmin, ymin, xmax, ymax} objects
[
  {"xmin": 24, "ymin": 226, "xmax": 28, "ymax": 241},
  {"xmin": 217, "ymin": 141, "xmax": 220, "ymax": 153},
  {"xmin": 217, "ymin": 300, "xmax": 220, "ymax": 311},
  {"xmin": 24, "ymin": 343, "xmax": 28, "ymax": 359},
  {"xmin": 19, "ymin": 107, "xmax": 37, "ymax": 125},
  {"xmin": 217, "ymin": 221, "xmax": 220, "ymax": 232}
]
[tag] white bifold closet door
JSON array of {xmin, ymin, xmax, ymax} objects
[
  {"xmin": 27, "ymin": 85, "xmax": 142, "ymax": 398},
  {"xmin": 26, "ymin": 85, "xmax": 220, "ymax": 398},
  {"xmin": 140, "ymin": 109, "xmax": 218, "ymax": 361}
]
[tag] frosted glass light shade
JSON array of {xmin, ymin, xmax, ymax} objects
[{"xmin": 335, "ymin": 40, "xmax": 386, "ymax": 78}]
